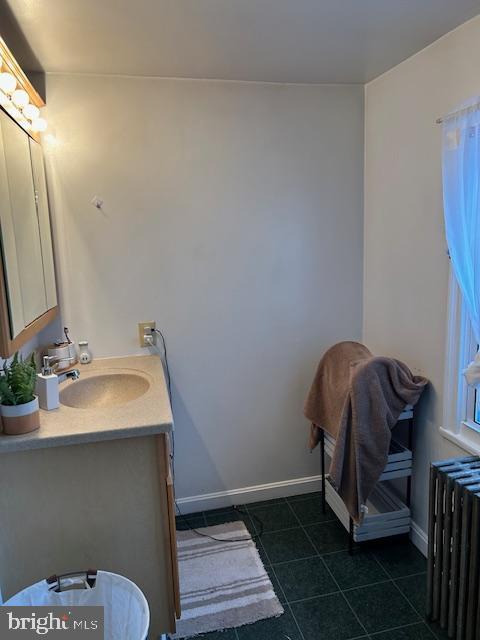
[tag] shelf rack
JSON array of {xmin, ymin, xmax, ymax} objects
[{"xmin": 319, "ymin": 405, "xmax": 414, "ymax": 552}]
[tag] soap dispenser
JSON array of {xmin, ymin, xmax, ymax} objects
[{"xmin": 35, "ymin": 356, "xmax": 59, "ymax": 410}]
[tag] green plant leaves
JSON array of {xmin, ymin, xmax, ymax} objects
[{"xmin": 0, "ymin": 352, "xmax": 36, "ymax": 406}]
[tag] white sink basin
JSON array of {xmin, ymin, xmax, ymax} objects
[{"xmin": 60, "ymin": 371, "xmax": 150, "ymax": 409}]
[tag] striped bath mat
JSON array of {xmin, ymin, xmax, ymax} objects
[{"xmin": 173, "ymin": 521, "xmax": 284, "ymax": 638}]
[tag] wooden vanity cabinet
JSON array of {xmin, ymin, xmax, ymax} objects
[{"xmin": 0, "ymin": 432, "xmax": 180, "ymax": 638}]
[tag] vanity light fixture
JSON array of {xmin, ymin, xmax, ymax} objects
[{"xmin": 0, "ymin": 38, "xmax": 47, "ymax": 141}]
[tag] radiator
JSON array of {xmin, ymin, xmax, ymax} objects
[{"xmin": 427, "ymin": 456, "xmax": 480, "ymax": 639}]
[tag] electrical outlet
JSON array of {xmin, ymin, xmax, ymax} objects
[{"xmin": 138, "ymin": 321, "xmax": 156, "ymax": 348}]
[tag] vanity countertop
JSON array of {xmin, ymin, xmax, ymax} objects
[{"xmin": 0, "ymin": 355, "xmax": 173, "ymax": 453}]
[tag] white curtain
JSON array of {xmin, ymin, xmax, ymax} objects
[{"xmin": 442, "ymin": 98, "xmax": 480, "ymax": 386}]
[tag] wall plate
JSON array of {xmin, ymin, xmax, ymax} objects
[{"xmin": 138, "ymin": 321, "xmax": 156, "ymax": 347}]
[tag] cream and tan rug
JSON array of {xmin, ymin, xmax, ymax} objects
[{"xmin": 173, "ymin": 521, "xmax": 284, "ymax": 638}]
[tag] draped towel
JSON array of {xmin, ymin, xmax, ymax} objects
[{"xmin": 304, "ymin": 342, "xmax": 428, "ymax": 522}]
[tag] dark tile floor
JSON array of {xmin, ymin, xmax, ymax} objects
[{"xmin": 175, "ymin": 492, "xmax": 442, "ymax": 640}]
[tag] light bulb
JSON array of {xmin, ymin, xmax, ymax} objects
[
  {"xmin": 23, "ymin": 103, "xmax": 39, "ymax": 121},
  {"xmin": 0, "ymin": 72, "xmax": 17, "ymax": 94},
  {"xmin": 31, "ymin": 117, "xmax": 47, "ymax": 132},
  {"xmin": 6, "ymin": 104, "xmax": 22, "ymax": 121},
  {"xmin": 0, "ymin": 90, "xmax": 9, "ymax": 107},
  {"xmin": 11, "ymin": 89, "xmax": 29, "ymax": 108}
]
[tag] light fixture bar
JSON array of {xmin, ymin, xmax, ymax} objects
[{"xmin": 0, "ymin": 37, "xmax": 46, "ymax": 142}]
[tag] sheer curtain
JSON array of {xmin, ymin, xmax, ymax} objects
[{"xmin": 442, "ymin": 98, "xmax": 480, "ymax": 386}]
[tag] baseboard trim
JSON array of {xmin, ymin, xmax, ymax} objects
[
  {"xmin": 176, "ymin": 475, "xmax": 322, "ymax": 513},
  {"xmin": 410, "ymin": 520, "xmax": 428, "ymax": 557},
  {"xmin": 177, "ymin": 477, "xmax": 430, "ymax": 558}
]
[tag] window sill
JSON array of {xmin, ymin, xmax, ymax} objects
[{"xmin": 440, "ymin": 425, "xmax": 480, "ymax": 455}]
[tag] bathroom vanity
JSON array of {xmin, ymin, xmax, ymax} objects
[{"xmin": 0, "ymin": 355, "xmax": 179, "ymax": 638}]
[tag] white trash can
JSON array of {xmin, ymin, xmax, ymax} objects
[{"xmin": 4, "ymin": 570, "xmax": 150, "ymax": 640}]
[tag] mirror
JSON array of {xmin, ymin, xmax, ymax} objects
[
  {"xmin": 29, "ymin": 138, "xmax": 57, "ymax": 311},
  {"xmin": 0, "ymin": 109, "xmax": 58, "ymax": 356}
]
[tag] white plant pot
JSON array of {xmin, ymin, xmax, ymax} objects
[{"xmin": 0, "ymin": 396, "xmax": 40, "ymax": 435}]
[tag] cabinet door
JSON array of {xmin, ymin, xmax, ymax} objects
[
  {"xmin": 0, "ymin": 115, "xmax": 24, "ymax": 337},
  {"xmin": 29, "ymin": 139, "xmax": 57, "ymax": 310},
  {"xmin": 166, "ymin": 468, "xmax": 181, "ymax": 619},
  {"xmin": 158, "ymin": 434, "xmax": 181, "ymax": 622},
  {"xmin": 0, "ymin": 110, "xmax": 46, "ymax": 326}
]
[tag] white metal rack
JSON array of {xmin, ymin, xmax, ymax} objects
[{"xmin": 319, "ymin": 405, "xmax": 414, "ymax": 551}]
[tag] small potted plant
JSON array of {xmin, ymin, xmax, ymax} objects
[{"xmin": 0, "ymin": 352, "xmax": 39, "ymax": 435}]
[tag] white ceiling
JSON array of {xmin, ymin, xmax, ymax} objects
[{"xmin": 6, "ymin": 0, "xmax": 480, "ymax": 83}]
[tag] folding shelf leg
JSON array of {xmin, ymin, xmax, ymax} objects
[
  {"xmin": 320, "ymin": 428, "xmax": 326, "ymax": 515},
  {"xmin": 406, "ymin": 418, "xmax": 413, "ymax": 508},
  {"xmin": 348, "ymin": 517, "xmax": 354, "ymax": 555}
]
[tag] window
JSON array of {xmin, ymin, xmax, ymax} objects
[
  {"xmin": 440, "ymin": 99, "xmax": 480, "ymax": 453},
  {"xmin": 441, "ymin": 269, "xmax": 480, "ymax": 453},
  {"xmin": 475, "ymin": 387, "xmax": 480, "ymax": 425},
  {"xmin": 466, "ymin": 356, "xmax": 480, "ymax": 429},
  {"xmin": 463, "ymin": 307, "xmax": 479, "ymax": 432}
]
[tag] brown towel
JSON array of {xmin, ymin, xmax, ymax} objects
[{"xmin": 304, "ymin": 341, "xmax": 428, "ymax": 522}]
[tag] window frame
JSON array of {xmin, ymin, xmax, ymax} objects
[{"xmin": 441, "ymin": 268, "xmax": 480, "ymax": 453}]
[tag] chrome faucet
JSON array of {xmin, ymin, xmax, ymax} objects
[
  {"xmin": 42, "ymin": 355, "xmax": 80, "ymax": 382},
  {"xmin": 58, "ymin": 368, "xmax": 81, "ymax": 383}
]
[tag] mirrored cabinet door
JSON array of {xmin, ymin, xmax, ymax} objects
[
  {"xmin": 30, "ymin": 138, "xmax": 57, "ymax": 310},
  {"xmin": 0, "ymin": 109, "xmax": 58, "ymax": 356},
  {"xmin": 0, "ymin": 109, "xmax": 47, "ymax": 326},
  {"xmin": 0, "ymin": 114, "xmax": 24, "ymax": 338}
]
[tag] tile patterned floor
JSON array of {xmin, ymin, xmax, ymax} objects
[{"xmin": 175, "ymin": 492, "xmax": 442, "ymax": 640}]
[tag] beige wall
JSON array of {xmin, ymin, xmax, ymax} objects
[
  {"xmin": 43, "ymin": 76, "xmax": 364, "ymax": 502},
  {"xmin": 364, "ymin": 16, "xmax": 480, "ymax": 533}
]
